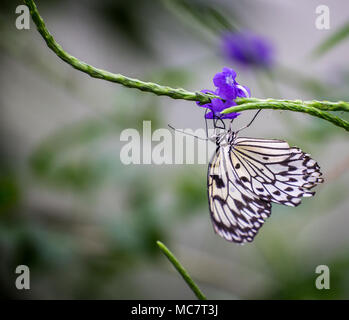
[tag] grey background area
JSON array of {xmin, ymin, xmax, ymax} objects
[{"xmin": 0, "ymin": 0, "xmax": 348, "ymax": 299}]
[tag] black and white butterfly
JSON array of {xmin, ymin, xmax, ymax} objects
[{"xmin": 207, "ymin": 111, "xmax": 324, "ymax": 244}]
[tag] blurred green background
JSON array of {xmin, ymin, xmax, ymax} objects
[{"xmin": 1, "ymin": 0, "xmax": 349, "ymax": 299}]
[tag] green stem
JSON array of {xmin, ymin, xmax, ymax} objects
[
  {"xmin": 303, "ymin": 100, "xmax": 349, "ymax": 112},
  {"xmin": 236, "ymin": 98, "xmax": 349, "ymax": 112},
  {"xmin": 24, "ymin": 0, "xmax": 217, "ymax": 105},
  {"xmin": 156, "ymin": 241, "xmax": 206, "ymax": 300},
  {"xmin": 25, "ymin": 0, "xmax": 349, "ymax": 132},
  {"xmin": 223, "ymin": 98, "xmax": 349, "ymax": 131}
]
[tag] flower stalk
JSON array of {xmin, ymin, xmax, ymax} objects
[
  {"xmin": 156, "ymin": 241, "xmax": 206, "ymax": 300},
  {"xmin": 235, "ymin": 98, "xmax": 349, "ymax": 112},
  {"xmin": 24, "ymin": 0, "xmax": 349, "ymax": 132},
  {"xmin": 23, "ymin": 0, "xmax": 217, "ymax": 105},
  {"xmin": 224, "ymin": 98, "xmax": 349, "ymax": 131}
]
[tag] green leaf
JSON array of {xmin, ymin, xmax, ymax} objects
[
  {"xmin": 161, "ymin": 0, "xmax": 237, "ymax": 40},
  {"xmin": 313, "ymin": 20, "xmax": 349, "ymax": 58},
  {"xmin": 157, "ymin": 241, "xmax": 206, "ymax": 300}
]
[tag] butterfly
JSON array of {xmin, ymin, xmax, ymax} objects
[{"xmin": 207, "ymin": 111, "xmax": 324, "ymax": 244}]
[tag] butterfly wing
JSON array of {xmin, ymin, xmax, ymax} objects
[
  {"xmin": 208, "ymin": 146, "xmax": 271, "ymax": 243},
  {"xmin": 231, "ymin": 137, "xmax": 324, "ymax": 207}
]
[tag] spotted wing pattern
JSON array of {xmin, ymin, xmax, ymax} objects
[
  {"xmin": 207, "ymin": 137, "xmax": 324, "ymax": 244},
  {"xmin": 208, "ymin": 146, "xmax": 271, "ymax": 243},
  {"xmin": 231, "ymin": 137, "xmax": 324, "ymax": 207}
]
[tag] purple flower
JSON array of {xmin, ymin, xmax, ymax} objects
[
  {"xmin": 213, "ymin": 67, "xmax": 251, "ymax": 100},
  {"xmin": 205, "ymin": 100, "xmax": 239, "ymax": 119},
  {"xmin": 197, "ymin": 68, "xmax": 250, "ymax": 119},
  {"xmin": 222, "ymin": 31, "xmax": 274, "ymax": 68},
  {"xmin": 197, "ymin": 90, "xmax": 238, "ymax": 119},
  {"xmin": 213, "ymin": 67, "xmax": 238, "ymax": 100}
]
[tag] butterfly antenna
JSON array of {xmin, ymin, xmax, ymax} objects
[
  {"xmin": 235, "ymin": 109, "xmax": 262, "ymax": 134},
  {"xmin": 168, "ymin": 124, "xmax": 208, "ymax": 141}
]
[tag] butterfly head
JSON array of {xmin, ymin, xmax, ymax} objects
[{"xmin": 210, "ymin": 128, "xmax": 237, "ymax": 146}]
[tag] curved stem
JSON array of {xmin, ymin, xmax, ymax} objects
[
  {"xmin": 236, "ymin": 98, "xmax": 349, "ymax": 112},
  {"xmin": 223, "ymin": 99, "xmax": 349, "ymax": 131},
  {"xmin": 156, "ymin": 241, "xmax": 207, "ymax": 300},
  {"xmin": 24, "ymin": 0, "xmax": 217, "ymax": 105},
  {"xmin": 303, "ymin": 100, "xmax": 349, "ymax": 112},
  {"xmin": 25, "ymin": 0, "xmax": 349, "ymax": 132}
]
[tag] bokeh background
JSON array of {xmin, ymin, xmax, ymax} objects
[{"xmin": 1, "ymin": 0, "xmax": 349, "ymax": 299}]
